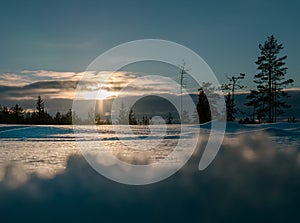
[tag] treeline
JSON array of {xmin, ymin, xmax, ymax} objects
[
  {"xmin": 222, "ymin": 35, "xmax": 294, "ymax": 123},
  {"xmin": 0, "ymin": 96, "xmax": 73, "ymax": 125}
]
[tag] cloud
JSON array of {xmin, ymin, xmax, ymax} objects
[
  {"xmin": 21, "ymin": 70, "xmax": 84, "ymax": 81},
  {"xmin": 0, "ymin": 73, "xmax": 33, "ymax": 86},
  {"xmin": 0, "ymin": 70, "xmax": 184, "ymax": 103},
  {"xmin": 0, "ymin": 70, "xmax": 85, "ymax": 102},
  {"xmin": 0, "ymin": 131, "xmax": 300, "ymax": 222},
  {"xmin": 0, "ymin": 70, "xmax": 84, "ymax": 87},
  {"xmin": 0, "ymin": 81, "xmax": 79, "ymax": 101},
  {"xmin": 0, "ymin": 71, "xmax": 132, "ymax": 99},
  {"xmin": 0, "ymin": 70, "xmax": 102, "ymax": 102},
  {"xmin": 99, "ymin": 74, "xmax": 183, "ymax": 97},
  {"xmin": 283, "ymin": 87, "xmax": 300, "ymax": 92}
]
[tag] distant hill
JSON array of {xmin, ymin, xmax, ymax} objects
[{"xmin": 122, "ymin": 90, "xmax": 300, "ymax": 122}]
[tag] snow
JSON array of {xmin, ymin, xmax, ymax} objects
[{"xmin": 0, "ymin": 122, "xmax": 300, "ymax": 222}]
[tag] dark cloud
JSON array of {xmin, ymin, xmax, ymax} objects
[
  {"xmin": 0, "ymin": 132, "xmax": 300, "ymax": 222},
  {"xmin": 0, "ymin": 80, "xmax": 78, "ymax": 100},
  {"xmin": 26, "ymin": 80, "xmax": 79, "ymax": 89},
  {"xmin": 0, "ymin": 80, "xmax": 85, "ymax": 115}
]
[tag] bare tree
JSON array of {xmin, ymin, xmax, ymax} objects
[{"xmin": 222, "ymin": 73, "xmax": 245, "ymax": 121}]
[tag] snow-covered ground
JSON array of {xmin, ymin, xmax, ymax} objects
[
  {"xmin": 0, "ymin": 122, "xmax": 299, "ymax": 176},
  {"xmin": 1, "ymin": 123, "xmax": 300, "ymax": 222}
]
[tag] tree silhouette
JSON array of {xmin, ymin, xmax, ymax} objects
[
  {"xmin": 249, "ymin": 35, "xmax": 294, "ymax": 123},
  {"xmin": 36, "ymin": 95, "xmax": 45, "ymax": 115},
  {"xmin": 222, "ymin": 73, "xmax": 245, "ymax": 121},
  {"xmin": 224, "ymin": 93, "xmax": 234, "ymax": 122},
  {"xmin": 54, "ymin": 112, "xmax": 62, "ymax": 124},
  {"xmin": 178, "ymin": 61, "xmax": 189, "ymax": 116},
  {"xmin": 166, "ymin": 112, "xmax": 173, "ymax": 124},
  {"xmin": 196, "ymin": 88, "xmax": 211, "ymax": 124},
  {"xmin": 140, "ymin": 116, "xmax": 150, "ymax": 125},
  {"xmin": 10, "ymin": 104, "xmax": 24, "ymax": 124},
  {"xmin": 128, "ymin": 108, "xmax": 137, "ymax": 125},
  {"xmin": 95, "ymin": 113, "xmax": 101, "ymax": 125},
  {"xmin": 31, "ymin": 95, "xmax": 52, "ymax": 124},
  {"xmin": 0, "ymin": 98, "xmax": 81, "ymax": 125},
  {"xmin": 62, "ymin": 109, "xmax": 72, "ymax": 124},
  {"xmin": 200, "ymin": 82, "xmax": 219, "ymax": 117}
]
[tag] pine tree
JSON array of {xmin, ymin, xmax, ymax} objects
[
  {"xmin": 244, "ymin": 90, "xmax": 259, "ymax": 122},
  {"xmin": 95, "ymin": 113, "xmax": 101, "ymax": 125},
  {"xmin": 200, "ymin": 82, "xmax": 219, "ymax": 117},
  {"xmin": 128, "ymin": 108, "xmax": 137, "ymax": 125},
  {"xmin": 54, "ymin": 112, "xmax": 62, "ymax": 124},
  {"xmin": 61, "ymin": 109, "xmax": 72, "ymax": 124},
  {"xmin": 36, "ymin": 95, "xmax": 45, "ymax": 115},
  {"xmin": 32, "ymin": 95, "xmax": 51, "ymax": 124},
  {"xmin": 0, "ymin": 106, "xmax": 10, "ymax": 123},
  {"xmin": 10, "ymin": 104, "xmax": 24, "ymax": 124},
  {"xmin": 225, "ymin": 93, "xmax": 234, "ymax": 122},
  {"xmin": 252, "ymin": 35, "xmax": 293, "ymax": 123},
  {"xmin": 197, "ymin": 88, "xmax": 211, "ymax": 124},
  {"xmin": 65, "ymin": 109, "xmax": 72, "ymax": 124}
]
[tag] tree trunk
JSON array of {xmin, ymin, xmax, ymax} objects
[{"xmin": 268, "ymin": 67, "xmax": 273, "ymax": 123}]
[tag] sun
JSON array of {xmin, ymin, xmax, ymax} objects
[{"xmin": 81, "ymin": 90, "xmax": 117, "ymax": 100}]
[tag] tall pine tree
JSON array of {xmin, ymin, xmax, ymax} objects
[
  {"xmin": 36, "ymin": 95, "xmax": 45, "ymax": 115},
  {"xmin": 250, "ymin": 35, "xmax": 293, "ymax": 123}
]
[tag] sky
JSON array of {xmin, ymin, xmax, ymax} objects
[{"xmin": 0, "ymin": 0, "xmax": 299, "ymax": 109}]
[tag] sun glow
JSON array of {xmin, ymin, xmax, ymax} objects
[{"xmin": 80, "ymin": 90, "xmax": 117, "ymax": 100}]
